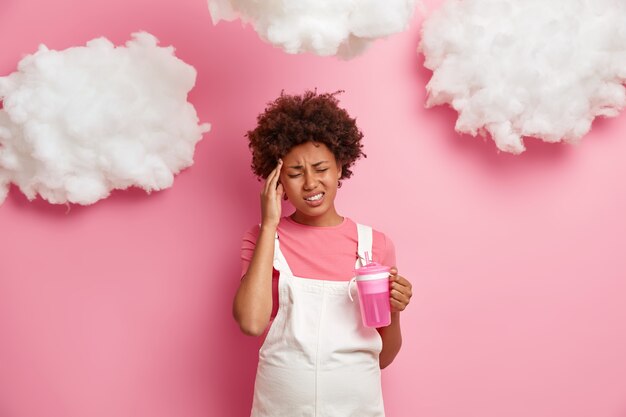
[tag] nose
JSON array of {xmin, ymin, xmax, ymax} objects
[{"xmin": 303, "ymin": 170, "xmax": 316, "ymax": 191}]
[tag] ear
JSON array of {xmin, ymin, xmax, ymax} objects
[{"xmin": 337, "ymin": 162, "xmax": 342, "ymax": 179}]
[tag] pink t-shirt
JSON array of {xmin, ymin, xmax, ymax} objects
[{"xmin": 240, "ymin": 216, "xmax": 396, "ymax": 319}]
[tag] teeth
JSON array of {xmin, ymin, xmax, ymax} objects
[{"xmin": 305, "ymin": 193, "xmax": 323, "ymax": 201}]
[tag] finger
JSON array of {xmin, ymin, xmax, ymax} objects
[
  {"xmin": 389, "ymin": 292, "xmax": 411, "ymax": 306},
  {"xmin": 390, "ymin": 288, "xmax": 411, "ymax": 305},
  {"xmin": 266, "ymin": 163, "xmax": 280, "ymax": 191},
  {"xmin": 393, "ymin": 275, "xmax": 412, "ymax": 289},
  {"xmin": 272, "ymin": 159, "xmax": 283, "ymax": 190},
  {"xmin": 390, "ymin": 298, "xmax": 407, "ymax": 312},
  {"xmin": 264, "ymin": 160, "xmax": 282, "ymax": 193},
  {"xmin": 276, "ymin": 183, "xmax": 284, "ymax": 201},
  {"xmin": 389, "ymin": 266, "xmax": 398, "ymax": 276},
  {"xmin": 390, "ymin": 280, "xmax": 412, "ymax": 297},
  {"xmin": 263, "ymin": 170, "xmax": 275, "ymax": 195},
  {"xmin": 391, "ymin": 278, "xmax": 411, "ymax": 294}
]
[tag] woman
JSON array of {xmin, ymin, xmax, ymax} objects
[{"xmin": 235, "ymin": 90, "xmax": 413, "ymax": 417}]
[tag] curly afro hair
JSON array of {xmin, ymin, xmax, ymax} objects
[{"xmin": 247, "ymin": 90, "xmax": 365, "ymax": 185}]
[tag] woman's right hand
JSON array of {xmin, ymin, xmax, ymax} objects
[
  {"xmin": 236, "ymin": 160, "xmax": 283, "ymax": 336},
  {"xmin": 260, "ymin": 159, "xmax": 284, "ymax": 229}
]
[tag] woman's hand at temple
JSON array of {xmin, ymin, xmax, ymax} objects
[{"xmin": 260, "ymin": 159, "xmax": 284, "ymax": 229}]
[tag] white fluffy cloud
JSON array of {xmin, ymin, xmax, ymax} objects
[
  {"xmin": 420, "ymin": 0, "xmax": 626, "ymax": 154},
  {"xmin": 0, "ymin": 32, "xmax": 209, "ymax": 205},
  {"xmin": 209, "ymin": 0, "xmax": 417, "ymax": 58}
]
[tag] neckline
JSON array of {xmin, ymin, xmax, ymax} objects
[{"xmin": 285, "ymin": 214, "xmax": 348, "ymax": 229}]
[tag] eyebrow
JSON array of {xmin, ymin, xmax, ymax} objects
[{"xmin": 287, "ymin": 161, "xmax": 329, "ymax": 169}]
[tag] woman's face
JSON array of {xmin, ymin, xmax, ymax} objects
[{"xmin": 279, "ymin": 141, "xmax": 342, "ymax": 224}]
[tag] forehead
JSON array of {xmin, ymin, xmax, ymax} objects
[{"xmin": 283, "ymin": 142, "xmax": 336, "ymax": 163}]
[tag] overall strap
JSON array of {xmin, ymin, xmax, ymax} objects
[
  {"xmin": 355, "ymin": 223, "xmax": 373, "ymax": 268},
  {"xmin": 272, "ymin": 231, "xmax": 294, "ymax": 276}
]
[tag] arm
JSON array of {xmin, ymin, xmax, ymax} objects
[
  {"xmin": 377, "ymin": 267, "xmax": 412, "ymax": 369},
  {"xmin": 233, "ymin": 160, "xmax": 284, "ymax": 336}
]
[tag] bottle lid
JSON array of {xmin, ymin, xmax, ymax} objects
[{"xmin": 354, "ymin": 251, "xmax": 390, "ymax": 276}]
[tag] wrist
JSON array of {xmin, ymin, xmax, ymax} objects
[
  {"xmin": 260, "ymin": 222, "xmax": 278, "ymax": 234},
  {"xmin": 390, "ymin": 312, "xmax": 401, "ymax": 324}
]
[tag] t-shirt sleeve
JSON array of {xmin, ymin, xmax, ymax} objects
[
  {"xmin": 373, "ymin": 230, "xmax": 397, "ymax": 269},
  {"xmin": 241, "ymin": 225, "xmax": 261, "ymax": 278},
  {"xmin": 383, "ymin": 234, "xmax": 397, "ymax": 268}
]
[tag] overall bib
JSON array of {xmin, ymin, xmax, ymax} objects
[{"xmin": 250, "ymin": 223, "xmax": 385, "ymax": 417}]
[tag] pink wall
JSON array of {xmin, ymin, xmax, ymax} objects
[{"xmin": 1, "ymin": 1, "xmax": 625, "ymax": 416}]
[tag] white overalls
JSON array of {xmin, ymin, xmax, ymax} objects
[{"xmin": 250, "ymin": 223, "xmax": 385, "ymax": 417}]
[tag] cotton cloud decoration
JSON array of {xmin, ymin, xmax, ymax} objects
[
  {"xmin": 420, "ymin": 0, "xmax": 626, "ymax": 154},
  {"xmin": 0, "ymin": 32, "xmax": 210, "ymax": 206},
  {"xmin": 208, "ymin": 0, "xmax": 417, "ymax": 58}
]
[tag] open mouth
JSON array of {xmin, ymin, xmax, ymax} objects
[
  {"xmin": 304, "ymin": 192, "xmax": 324, "ymax": 206},
  {"xmin": 304, "ymin": 193, "xmax": 323, "ymax": 201}
]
